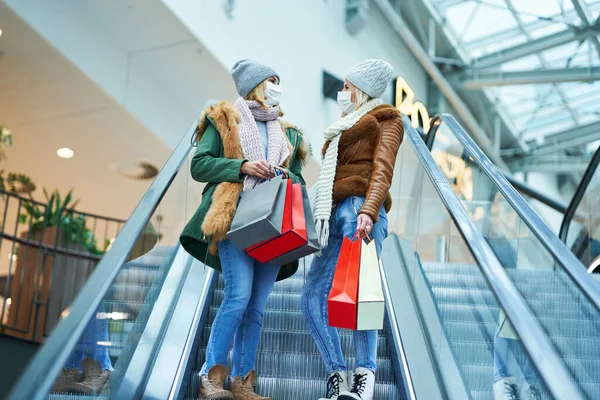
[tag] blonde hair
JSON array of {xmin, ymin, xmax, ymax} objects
[
  {"xmin": 354, "ymin": 88, "xmax": 372, "ymax": 110},
  {"xmin": 245, "ymin": 79, "xmax": 284, "ymax": 116}
]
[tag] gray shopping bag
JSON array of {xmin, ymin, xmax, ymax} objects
[
  {"xmin": 269, "ymin": 184, "xmax": 320, "ymax": 265},
  {"xmin": 227, "ymin": 175, "xmax": 286, "ymax": 250}
]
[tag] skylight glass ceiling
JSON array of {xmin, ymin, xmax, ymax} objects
[{"xmin": 429, "ymin": 0, "xmax": 600, "ymax": 149}]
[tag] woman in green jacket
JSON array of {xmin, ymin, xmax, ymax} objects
[{"xmin": 180, "ymin": 60, "xmax": 309, "ymax": 400}]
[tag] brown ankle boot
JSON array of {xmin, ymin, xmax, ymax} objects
[
  {"xmin": 69, "ymin": 358, "xmax": 111, "ymax": 395},
  {"xmin": 229, "ymin": 370, "xmax": 270, "ymax": 400},
  {"xmin": 51, "ymin": 367, "xmax": 84, "ymax": 392},
  {"xmin": 200, "ymin": 365, "xmax": 234, "ymax": 399}
]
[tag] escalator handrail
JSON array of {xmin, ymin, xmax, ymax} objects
[
  {"xmin": 425, "ymin": 114, "xmax": 572, "ymax": 216},
  {"xmin": 424, "ymin": 114, "xmax": 443, "ymax": 151},
  {"xmin": 404, "ymin": 116, "xmax": 583, "ymax": 399},
  {"xmin": 7, "ymin": 117, "xmax": 200, "ymax": 400},
  {"xmin": 559, "ymin": 143, "xmax": 600, "ymax": 243},
  {"xmin": 440, "ymin": 114, "xmax": 600, "ymax": 310}
]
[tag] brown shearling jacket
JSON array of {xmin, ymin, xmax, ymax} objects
[{"xmin": 323, "ymin": 104, "xmax": 404, "ymax": 221}]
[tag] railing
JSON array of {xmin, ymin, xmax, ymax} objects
[
  {"xmin": 7, "ymin": 115, "xmax": 199, "ymax": 399},
  {"xmin": 439, "ymin": 114, "xmax": 600, "ymax": 308},
  {"xmin": 424, "ymin": 114, "xmax": 576, "ymax": 217},
  {"xmin": 400, "ymin": 116, "xmax": 584, "ymax": 399},
  {"xmin": 0, "ymin": 190, "xmax": 125, "ymax": 342},
  {"xmin": 559, "ymin": 143, "xmax": 600, "ymax": 243}
]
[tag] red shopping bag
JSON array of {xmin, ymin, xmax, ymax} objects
[
  {"xmin": 246, "ymin": 179, "xmax": 307, "ymax": 263},
  {"xmin": 327, "ymin": 236, "xmax": 362, "ymax": 330}
]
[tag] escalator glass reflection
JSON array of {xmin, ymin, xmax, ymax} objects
[
  {"xmin": 387, "ymin": 127, "xmax": 549, "ymax": 399},
  {"xmin": 431, "ymin": 116, "xmax": 600, "ymax": 399},
  {"xmin": 562, "ymin": 148, "xmax": 600, "ymax": 271}
]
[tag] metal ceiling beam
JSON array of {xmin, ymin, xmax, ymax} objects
[
  {"xmin": 571, "ymin": 0, "xmax": 600, "ymax": 60},
  {"xmin": 464, "ymin": 4, "xmax": 589, "ymax": 49},
  {"xmin": 526, "ymin": 120, "xmax": 600, "ymax": 156},
  {"xmin": 509, "ymin": 154, "xmax": 593, "ymax": 173},
  {"xmin": 471, "ymin": 24, "xmax": 600, "ymax": 69},
  {"xmin": 456, "ymin": 66, "xmax": 600, "ymax": 89},
  {"xmin": 503, "ymin": 0, "xmax": 579, "ymax": 131},
  {"xmin": 436, "ymin": 0, "xmax": 469, "ymax": 10},
  {"xmin": 374, "ymin": 0, "xmax": 510, "ymax": 169}
]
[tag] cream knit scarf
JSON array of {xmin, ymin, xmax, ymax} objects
[
  {"xmin": 311, "ymin": 98, "xmax": 383, "ymax": 248},
  {"xmin": 234, "ymin": 97, "xmax": 290, "ymax": 191}
]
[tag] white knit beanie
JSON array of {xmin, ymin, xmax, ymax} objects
[{"xmin": 346, "ymin": 59, "xmax": 394, "ymax": 99}]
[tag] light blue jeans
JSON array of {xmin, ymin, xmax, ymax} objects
[
  {"xmin": 200, "ymin": 239, "xmax": 280, "ymax": 377},
  {"xmin": 65, "ymin": 304, "xmax": 113, "ymax": 371},
  {"xmin": 301, "ymin": 196, "xmax": 388, "ymax": 374},
  {"xmin": 493, "ymin": 334, "xmax": 536, "ymax": 384}
]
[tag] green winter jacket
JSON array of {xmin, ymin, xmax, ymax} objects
[{"xmin": 180, "ymin": 101, "xmax": 309, "ymax": 281}]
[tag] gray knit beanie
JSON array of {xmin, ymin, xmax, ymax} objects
[
  {"xmin": 231, "ymin": 59, "xmax": 279, "ymax": 98},
  {"xmin": 346, "ymin": 59, "xmax": 394, "ymax": 99}
]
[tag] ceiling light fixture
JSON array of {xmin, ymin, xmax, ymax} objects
[{"xmin": 57, "ymin": 147, "xmax": 74, "ymax": 159}]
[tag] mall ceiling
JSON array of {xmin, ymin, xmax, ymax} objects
[
  {"xmin": 378, "ymin": 0, "xmax": 600, "ymax": 176},
  {"xmin": 0, "ymin": 5, "xmax": 171, "ymax": 221}
]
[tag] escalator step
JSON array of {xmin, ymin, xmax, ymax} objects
[
  {"xmin": 212, "ymin": 290, "xmax": 302, "ymax": 311},
  {"xmin": 115, "ymin": 267, "xmax": 161, "ymax": 285},
  {"xmin": 437, "ymin": 303, "xmax": 600, "ymax": 338},
  {"xmin": 185, "ymin": 374, "xmax": 401, "ymax": 400},
  {"xmin": 199, "ymin": 328, "xmax": 390, "ymax": 361},
  {"xmin": 195, "ymin": 349, "xmax": 395, "ymax": 382},
  {"xmin": 105, "ymin": 283, "xmax": 153, "ymax": 302},
  {"xmin": 425, "ymin": 270, "xmax": 592, "ymax": 296}
]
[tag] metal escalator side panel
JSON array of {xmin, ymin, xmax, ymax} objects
[
  {"xmin": 110, "ymin": 246, "xmax": 194, "ymax": 399},
  {"xmin": 381, "ymin": 235, "xmax": 470, "ymax": 400},
  {"xmin": 140, "ymin": 260, "xmax": 215, "ymax": 400}
]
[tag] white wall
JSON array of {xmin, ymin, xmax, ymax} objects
[
  {"xmin": 5, "ymin": 0, "xmax": 238, "ymax": 148},
  {"xmin": 162, "ymin": 0, "xmax": 428, "ymax": 153}
]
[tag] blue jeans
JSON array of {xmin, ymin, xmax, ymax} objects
[
  {"xmin": 65, "ymin": 304, "xmax": 113, "ymax": 371},
  {"xmin": 301, "ymin": 196, "xmax": 388, "ymax": 374},
  {"xmin": 493, "ymin": 334, "xmax": 536, "ymax": 384},
  {"xmin": 200, "ymin": 239, "xmax": 280, "ymax": 377}
]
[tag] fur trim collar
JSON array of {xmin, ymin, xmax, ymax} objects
[
  {"xmin": 197, "ymin": 101, "xmax": 310, "ymax": 255},
  {"xmin": 322, "ymin": 104, "xmax": 401, "ymax": 156}
]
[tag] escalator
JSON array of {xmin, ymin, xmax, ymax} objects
[
  {"xmin": 426, "ymin": 114, "xmax": 600, "ymax": 271},
  {"xmin": 6, "ymin": 107, "xmax": 600, "ymax": 400}
]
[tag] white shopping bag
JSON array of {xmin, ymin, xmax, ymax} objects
[{"xmin": 356, "ymin": 239, "xmax": 385, "ymax": 331}]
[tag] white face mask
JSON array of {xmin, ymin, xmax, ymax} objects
[
  {"xmin": 264, "ymin": 81, "xmax": 282, "ymax": 106},
  {"xmin": 337, "ymin": 90, "xmax": 355, "ymax": 114}
]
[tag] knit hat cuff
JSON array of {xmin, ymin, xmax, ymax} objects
[{"xmin": 346, "ymin": 74, "xmax": 380, "ymax": 99}]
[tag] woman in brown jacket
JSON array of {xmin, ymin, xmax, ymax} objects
[{"xmin": 301, "ymin": 59, "xmax": 404, "ymax": 400}]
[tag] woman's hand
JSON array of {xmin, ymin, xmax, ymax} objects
[
  {"xmin": 356, "ymin": 213, "xmax": 374, "ymax": 240},
  {"xmin": 273, "ymin": 166, "xmax": 289, "ymax": 179},
  {"xmin": 241, "ymin": 160, "xmax": 271, "ymax": 179}
]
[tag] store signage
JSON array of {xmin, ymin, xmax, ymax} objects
[
  {"xmin": 322, "ymin": 72, "xmax": 432, "ymax": 133},
  {"xmin": 394, "ymin": 77, "xmax": 431, "ymax": 133}
]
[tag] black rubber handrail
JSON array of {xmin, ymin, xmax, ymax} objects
[
  {"xmin": 440, "ymin": 114, "xmax": 600, "ymax": 309},
  {"xmin": 7, "ymin": 115, "xmax": 200, "ymax": 400},
  {"xmin": 559, "ymin": 143, "xmax": 600, "ymax": 243},
  {"xmin": 423, "ymin": 114, "xmax": 573, "ymax": 216}
]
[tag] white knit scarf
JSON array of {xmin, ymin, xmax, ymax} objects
[
  {"xmin": 310, "ymin": 98, "xmax": 383, "ymax": 248},
  {"xmin": 234, "ymin": 97, "xmax": 290, "ymax": 191}
]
